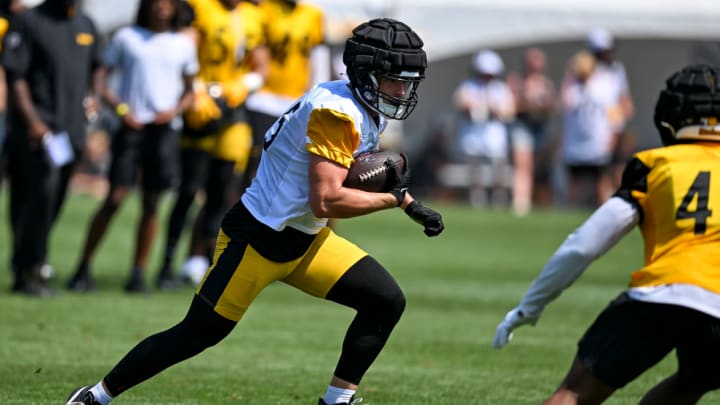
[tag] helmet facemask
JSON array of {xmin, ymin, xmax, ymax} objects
[{"xmin": 356, "ymin": 70, "xmax": 423, "ymax": 120}]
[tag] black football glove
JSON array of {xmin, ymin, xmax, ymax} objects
[
  {"xmin": 385, "ymin": 154, "xmax": 410, "ymax": 206},
  {"xmin": 405, "ymin": 201, "xmax": 444, "ymax": 237}
]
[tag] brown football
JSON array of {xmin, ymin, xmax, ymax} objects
[{"xmin": 343, "ymin": 150, "xmax": 407, "ymax": 192}]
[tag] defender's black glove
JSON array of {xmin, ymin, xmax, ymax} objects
[
  {"xmin": 385, "ymin": 154, "xmax": 410, "ymax": 206},
  {"xmin": 405, "ymin": 201, "xmax": 444, "ymax": 237}
]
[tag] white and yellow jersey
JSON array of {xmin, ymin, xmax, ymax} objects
[{"xmin": 241, "ymin": 80, "xmax": 385, "ymax": 234}]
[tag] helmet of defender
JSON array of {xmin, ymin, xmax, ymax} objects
[
  {"xmin": 654, "ymin": 64, "xmax": 720, "ymax": 146},
  {"xmin": 343, "ymin": 18, "xmax": 427, "ymax": 120}
]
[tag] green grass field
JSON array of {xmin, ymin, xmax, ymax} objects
[{"xmin": 1, "ymin": 191, "xmax": 718, "ymax": 404}]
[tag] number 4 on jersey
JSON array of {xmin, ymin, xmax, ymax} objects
[{"xmin": 676, "ymin": 171, "xmax": 712, "ymax": 235}]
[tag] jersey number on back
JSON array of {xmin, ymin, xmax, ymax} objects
[{"xmin": 676, "ymin": 171, "xmax": 712, "ymax": 235}]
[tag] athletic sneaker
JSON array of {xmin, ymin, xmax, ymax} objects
[
  {"xmin": 12, "ymin": 273, "xmax": 55, "ymax": 297},
  {"xmin": 66, "ymin": 386, "xmax": 101, "ymax": 405},
  {"xmin": 155, "ymin": 273, "xmax": 182, "ymax": 290},
  {"xmin": 318, "ymin": 396, "xmax": 364, "ymax": 405},
  {"xmin": 124, "ymin": 274, "xmax": 149, "ymax": 294},
  {"xmin": 66, "ymin": 272, "xmax": 97, "ymax": 292}
]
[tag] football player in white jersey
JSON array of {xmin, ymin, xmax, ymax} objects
[{"xmin": 65, "ymin": 18, "xmax": 444, "ymax": 405}]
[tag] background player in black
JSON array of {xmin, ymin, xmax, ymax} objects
[
  {"xmin": 0, "ymin": 0, "xmax": 24, "ymax": 204},
  {"xmin": 2, "ymin": 0, "xmax": 103, "ymax": 296}
]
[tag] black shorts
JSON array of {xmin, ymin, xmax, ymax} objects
[
  {"xmin": 177, "ymin": 147, "xmax": 212, "ymax": 194},
  {"xmin": 566, "ymin": 163, "xmax": 609, "ymax": 180},
  {"xmin": 578, "ymin": 292, "xmax": 720, "ymax": 391},
  {"xmin": 108, "ymin": 123, "xmax": 180, "ymax": 192}
]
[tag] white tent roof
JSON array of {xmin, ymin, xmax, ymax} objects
[
  {"xmin": 79, "ymin": 0, "xmax": 720, "ymax": 61},
  {"xmin": 312, "ymin": 0, "xmax": 720, "ymax": 60}
]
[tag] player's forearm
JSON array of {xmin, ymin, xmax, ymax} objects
[
  {"xmin": 176, "ymin": 75, "xmax": 196, "ymax": 114},
  {"xmin": 310, "ymin": 187, "xmax": 398, "ymax": 219},
  {"xmin": 519, "ymin": 197, "xmax": 639, "ymax": 315}
]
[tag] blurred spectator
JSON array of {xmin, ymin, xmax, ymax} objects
[
  {"xmin": 560, "ymin": 50, "xmax": 620, "ymax": 208},
  {"xmin": 65, "ymin": 0, "xmax": 198, "ymax": 293},
  {"xmin": 157, "ymin": 0, "xmax": 269, "ymax": 287},
  {"xmin": 588, "ymin": 29, "xmax": 634, "ymax": 128},
  {"xmin": 587, "ymin": 28, "xmax": 635, "ymax": 189},
  {"xmin": 453, "ymin": 49, "xmax": 515, "ymax": 208},
  {"xmin": 68, "ymin": 128, "xmax": 111, "ymax": 199},
  {"xmin": 0, "ymin": 0, "xmax": 24, "ymax": 196},
  {"xmin": 245, "ymin": 0, "xmax": 329, "ymax": 192},
  {"xmin": 2, "ymin": 0, "xmax": 103, "ymax": 296},
  {"xmin": 0, "ymin": 2, "xmax": 8, "ymax": 186},
  {"xmin": 507, "ymin": 47, "xmax": 556, "ymax": 215}
]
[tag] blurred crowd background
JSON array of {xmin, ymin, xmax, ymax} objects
[
  {"xmin": 74, "ymin": 0, "xmax": 720, "ymax": 209},
  {"xmin": 3, "ymin": 0, "xmax": 720, "ymax": 295}
]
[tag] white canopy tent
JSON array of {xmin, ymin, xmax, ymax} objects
[
  {"xmin": 80, "ymin": 0, "xmax": 720, "ymax": 61},
  {"xmin": 313, "ymin": 0, "xmax": 720, "ymax": 61}
]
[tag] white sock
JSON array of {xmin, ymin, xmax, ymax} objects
[
  {"xmin": 89, "ymin": 381, "xmax": 113, "ymax": 405},
  {"xmin": 322, "ymin": 386, "xmax": 355, "ymax": 404}
]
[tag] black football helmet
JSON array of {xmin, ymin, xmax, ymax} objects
[
  {"xmin": 654, "ymin": 64, "xmax": 720, "ymax": 146},
  {"xmin": 343, "ymin": 18, "xmax": 427, "ymax": 120}
]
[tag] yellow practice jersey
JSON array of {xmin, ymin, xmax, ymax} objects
[
  {"xmin": 615, "ymin": 143, "xmax": 720, "ymax": 293},
  {"xmin": 188, "ymin": 0, "xmax": 265, "ymax": 84},
  {"xmin": 259, "ymin": 0, "xmax": 324, "ymax": 99}
]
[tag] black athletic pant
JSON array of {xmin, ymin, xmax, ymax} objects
[
  {"xmin": 103, "ymin": 255, "xmax": 405, "ymax": 395},
  {"xmin": 6, "ymin": 135, "xmax": 76, "ymax": 282},
  {"xmin": 162, "ymin": 148, "xmax": 235, "ymax": 268}
]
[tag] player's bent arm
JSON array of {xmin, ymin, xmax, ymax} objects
[
  {"xmin": 97, "ymin": 65, "xmax": 123, "ymax": 111},
  {"xmin": 308, "ymin": 154, "xmax": 399, "ymax": 218},
  {"xmin": 176, "ymin": 74, "xmax": 196, "ymax": 115},
  {"xmin": 518, "ymin": 196, "xmax": 639, "ymax": 317}
]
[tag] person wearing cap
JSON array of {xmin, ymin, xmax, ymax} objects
[
  {"xmin": 507, "ymin": 47, "xmax": 557, "ymax": 216},
  {"xmin": 560, "ymin": 47, "xmax": 625, "ymax": 208},
  {"xmin": 453, "ymin": 49, "xmax": 516, "ymax": 208},
  {"xmin": 587, "ymin": 28, "xmax": 636, "ymax": 190}
]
